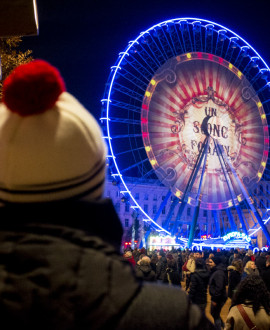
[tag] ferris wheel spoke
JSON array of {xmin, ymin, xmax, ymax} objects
[
  {"xmin": 160, "ymin": 24, "xmax": 178, "ymax": 57},
  {"xmin": 165, "ymin": 23, "xmax": 183, "ymax": 56},
  {"xmin": 111, "ymin": 133, "xmax": 142, "ymax": 139},
  {"xmin": 112, "ymin": 82, "xmax": 143, "ymax": 102},
  {"xmin": 137, "ymin": 42, "xmax": 161, "ymax": 70},
  {"xmin": 233, "ymin": 46, "xmax": 249, "ymax": 68},
  {"xmin": 127, "ymin": 51, "xmax": 155, "ymax": 77},
  {"xmin": 179, "ymin": 20, "xmax": 194, "ymax": 53},
  {"xmin": 192, "ymin": 21, "xmax": 203, "ymax": 52},
  {"xmin": 109, "ymin": 99, "xmax": 142, "ymax": 113},
  {"xmin": 205, "ymin": 27, "xmax": 213, "ymax": 54},
  {"xmin": 152, "ymin": 26, "xmax": 171, "ymax": 61},
  {"xmin": 120, "ymin": 157, "xmax": 150, "ymax": 174},
  {"xmin": 116, "ymin": 68, "xmax": 148, "ymax": 91},
  {"xmin": 114, "ymin": 146, "xmax": 145, "ymax": 157},
  {"xmin": 214, "ymin": 29, "xmax": 227, "ymax": 57},
  {"xmin": 109, "ymin": 117, "xmax": 141, "ymax": 125},
  {"xmin": 144, "ymin": 31, "xmax": 168, "ymax": 64}
]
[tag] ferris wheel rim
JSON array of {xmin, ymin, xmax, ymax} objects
[{"xmin": 102, "ymin": 17, "xmax": 270, "ymax": 240}]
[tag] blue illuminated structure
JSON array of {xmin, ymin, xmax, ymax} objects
[{"xmin": 101, "ymin": 18, "xmax": 270, "ymax": 248}]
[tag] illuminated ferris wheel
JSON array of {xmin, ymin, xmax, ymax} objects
[{"xmin": 100, "ymin": 18, "xmax": 270, "ymax": 248}]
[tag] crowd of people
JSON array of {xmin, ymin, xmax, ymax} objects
[{"xmin": 123, "ymin": 247, "xmax": 270, "ymax": 329}]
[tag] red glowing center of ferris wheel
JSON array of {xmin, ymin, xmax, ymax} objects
[{"xmin": 141, "ymin": 52, "xmax": 269, "ymax": 210}]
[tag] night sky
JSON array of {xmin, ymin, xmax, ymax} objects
[{"xmin": 21, "ymin": 0, "xmax": 270, "ymax": 121}]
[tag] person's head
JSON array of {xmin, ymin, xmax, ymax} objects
[
  {"xmin": 138, "ymin": 253, "xmax": 146, "ymax": 262},
  {"xmin": 209, "ymin": 256, "xmax": 222, "ymax": 269},
  {"xmin": 245, "ymin": 260, "xmax": 256, "ymax": 270},
  {"xmin": 158, "ymin": 250, "xmax": 165, "ymax": 258},
  {"xmin": 0, "ymin": 60, "xmax": 107, "ymax": 203},
  {"xmin": 151, "ymin": 253, "xmax": 158, "ymax": 263},
  {"xmin": 138, "ymin": 256, "xmax": 151, "ymax": 266},
  {"xmin": 233, "ymin": 252, "xmax": 240, "ymax": 259},
  {"xmin": 124, "ymin": 251, "xmax": 133, "ymax": 259},
  {"xmin": 166, "ymin": 253, "xmax": 173, "ymax": 260},
  {"xmin": 194, "ymin": 251, "xmax": 202, "ymax": 259},
  {"xmin": 231, "ymin": 259, "xmax": 243, "ymax": 273},
  {"xmin": 231, "ymin": 275, "xmax": 270, "ymax": 315},
  {"xmin": 195, "ymin": 258, "xmax": 205, "ymax": 270}
]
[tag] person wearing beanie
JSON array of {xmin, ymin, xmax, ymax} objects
[
  {"xmin": 208, "ymin": 256, "xmax": 228, "ymax": 330},
  {"xmin": 0, "ymin": 60, "xmax": 215, "ymax": 330}
]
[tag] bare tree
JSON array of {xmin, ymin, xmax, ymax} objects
[{"xmin": 0, "ymin": 37, "xmax": 33, "ymax": 100}]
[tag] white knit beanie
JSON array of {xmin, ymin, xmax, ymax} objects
[{"xmin": 0, "ymin": 60, "xmax": 107, "ymax": 203}]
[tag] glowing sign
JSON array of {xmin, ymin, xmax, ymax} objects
[
  {"xmin": 222, "ymin": 231, "xmax": 251, "ymax": 242},
  {"xmin": 149, "ymin": 235, "xmax": 176, "ymax": 246}
]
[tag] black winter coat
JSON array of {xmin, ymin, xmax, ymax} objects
[
  {"xmin": 0, "ymin": 199, "xmax": 215, "ymax": 330},
  {"xmin": 135, "ymin": 264, "xmax": 156, "ymax": 282},
  {"xmin": 261, "ymin": 266, "xmax": 270, "ymax": 293},
  {"xmin": 189, "ymin": 269, "xmax": 210, "ymax": 305},
  {"xmin": 227, "ymin": 266, "xmax": 241, "ymax": 298},
  {"xmin": 209, "ymin": 264, "xmax": 227, "ymax": 303},
  {"xmin": 256, "ymin": 254, "xmax": 267, "ymax": 274},
  {"xmin": 156, "ymin": 257, "xmax": 167, "ymax": 281},
  {"xmin": 163, "ymin": 267, "xmax": 181, "ymax": 286}
]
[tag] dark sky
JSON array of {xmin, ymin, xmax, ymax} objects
[{"xmin": 21, "ymin": 0, "xmax": 270, "ymax": 121}]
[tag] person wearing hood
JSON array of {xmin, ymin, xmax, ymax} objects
[
  {"xmin": 227, "ymin": 259, "xmax": 243, "ymax": 299},
  {"xmin": 163, "ymin": 256, "xmax": 181, "ymax": 287},
  {"xmin": 208, "ymin": 256, "xmax": 228, "ymax": 330},
  {"xmin": 156, "ymin": 250, "xmax": 167, "ymax": 282},
  {"xmin": 135, "ymin": 256, "xmax": 156, "ymax": 282},
  {"xmin": 189, "ymin": 258, "xmax": 210, "ymax": 312}
]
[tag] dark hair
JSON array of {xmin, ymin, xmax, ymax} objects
[
  {"xmin": 151, "ymin": 253, "xmax": 158, "ymax": 263},
  {"xmin": 195, "ymin": 258, "xmax": 205, "ymax": 269},
  {"xmin": 231, "ymin": 275, "xmax": 270, "ymax": 315},
  {"xmin": 231, "ymin": 259, "xmax": 243, "ymax": 273}
]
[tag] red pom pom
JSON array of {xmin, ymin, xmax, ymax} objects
[{"xmin": 2, "ymin": 60, "xmax": 66, "ymax": 116}]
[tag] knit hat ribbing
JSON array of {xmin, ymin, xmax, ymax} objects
[{"xmin": 0, "ymin": 60, "xmax": 107, "ymax": 203}]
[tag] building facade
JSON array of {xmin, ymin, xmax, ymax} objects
[{"xmin": 104, "ymin": 177, "xmax": 270, "ymax": 249}]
